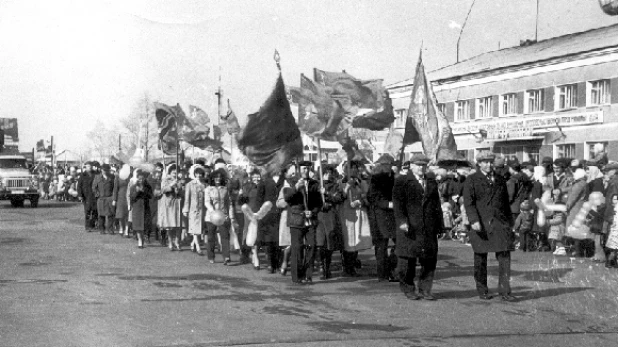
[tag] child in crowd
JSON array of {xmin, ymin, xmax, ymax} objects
[
  {"xmin": 48, "ymin": 179, "xmax": 58, "ymax": 200},
  {"xmin": 441, "ymin": 196, "xmax": 454, "ymax": 240},
  {"xmin": 604, "ymin": 195, "xmax": 618, "ymax": 268},
  {"xmin": 514, "ymin": 200, "xmax": 535, "ymax": 251},
  {"xmin": 548, "ymin": 189, "xmax": 567, "ymax": 255},
  {"xmin": 453, "ymin": 196, "xmax": 470, "ymax": 244}
]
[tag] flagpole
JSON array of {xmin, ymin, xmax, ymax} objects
[{"xmin": 316, "ymin": 137, "xmax": 325, "ymax": 204}]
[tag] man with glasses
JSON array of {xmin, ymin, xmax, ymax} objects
[{"xmin": 464, "ymin": 151, "xmax": 516, "ymax": 301}]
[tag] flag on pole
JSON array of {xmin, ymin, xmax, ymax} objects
[
  {"xmin": 237, "ymin": 74, "xmax": 303, "ymax": 175},
  {"xmin": 350, "ymin": 91, "xmax": 395, "ymax": 130},
  {"xmin": 36, "ymin": 139, "xmax": 45, "ymax": 152},
  {"xmin": 222, "ymin": 100, "xmax": 241, "ymax": 134},
  {"xmin": 154, "ymin": 102, "xmax": 180, "ymax": 155},
  {"xmin": 406, "ymin": 50, "xmax": 458, "ymax": 162}
]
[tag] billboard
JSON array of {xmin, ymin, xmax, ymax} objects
[{"xmin": 0, "ymin": 118, "xmax": 19, "ymax": 149}]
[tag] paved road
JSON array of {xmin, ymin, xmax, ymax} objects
[{"xmin": 1, "ymin": 200, "xmax": 617, "ymax": 347}]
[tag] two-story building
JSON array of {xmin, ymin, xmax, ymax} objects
[{"xmin": 385, "ymin": 24, "xmax": 618, "ymax": 164}]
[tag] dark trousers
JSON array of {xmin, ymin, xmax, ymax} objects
[
  {"xmin": 83, "ymin": 203, "xmax": 97, "ymax": 230},
  {"xmin": 474, "ymin": 251, "xmax": 511, "ymax": 296},
  {"xmin": 374, "ymin": 237, "xmax": 396, "ymax": 280},
  {"xmin": 234, "ymin": 212, "xmax": 251, "ymax": 257},
  {"xmin": 98, "ymin": 216, "xmax": 112, "ymax": 232},
  {"xmin": 264, "ymin": 242, "xmax": 280, "ymax": 270},
  {"xmin": 520, "ymin": 232, "xmax": 535, "ymax": 251},
  {"xmin": 397, "ymin": 256, "xmax": 437, "ymax": 294},
  {"xmin": 206, "ymin": 221, "xmax": 230, "ymax": 261},
  {"xmin": 290, "ymin": 226, "xmax": 316, "ymax": 282}
]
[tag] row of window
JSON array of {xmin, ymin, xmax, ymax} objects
[
  {"xmin": 393, "ymin": 79, "xmax": 612, "ymax": 124},
  {"xmin": 452, "ymin": 80, "xmax": 611, "ymax": 121}
]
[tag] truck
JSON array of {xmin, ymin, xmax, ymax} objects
[{"xmin": 0, "ymin": 118, "xmax": 39, "ymax": 207}]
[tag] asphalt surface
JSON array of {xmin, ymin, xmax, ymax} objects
[{"xmin": 1, "ymin": 200, "xmax": 617, "ymax": 347}]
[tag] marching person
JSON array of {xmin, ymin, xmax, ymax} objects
[
  {"xmin": 368, "ymin": 154, "xmax": 397, "ymax": 282},
  {"xmin": 256, "ymin": 172, "xmax": 281, "ymax": 273},
  {"xmin": 392, "ymin": 154, "xmax": 442, "ymax": 301},
  {"xmin": 113, "ymin": 164, "xmax": 131, "ymax": 237},
  {"xmin": 316, "ymin": 164, "xmax": 344, "ymax": 280},
  {"xmin": 283, "ymin": 161, "xmax": 323, "ymax": 284},
  {"xmin": 129, "ymin": 169, "xmax": 152, "ymax": 249},
  {"xmin": 239, "ymin": 169, "xmax": 262, "ymax": 269},
  {"xmin": 182, "ymin": 165, "xmax": 207, "ymax": 256},
  {"xmin": 463, "ymin": 151, "xmax": 516, "ymax": 301},
  {"xmin": 92, "ymin": 164, "xmax": 115, "ymax": 234},
  {"xmin": 76, "ymin": 161, "xmax": 97, "ymax": 232},
  {"xmin": 160, "ymin": 164, "xmax": 183, "ymax": 251},
  {"xmin": 204, "ymin": 168, "xmax": 233, "ymax": 265}
]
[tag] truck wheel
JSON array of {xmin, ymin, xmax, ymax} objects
[
  {"xmin": 10, "ymin": 198, "xmax": 24, "ymax": 208},
  {"xmin": 30, "ymin": 197, "xmax": 39, "ymax": 208}
]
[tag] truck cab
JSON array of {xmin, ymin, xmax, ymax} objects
[{"xmin": 0, "ymin": 155, "xmax": 39, "ymax": 207}]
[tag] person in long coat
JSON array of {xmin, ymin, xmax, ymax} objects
[
  {"xmin": 283, "ymin": 161, "xmax": 323, "ymax": 284},
  {"xmin": 392, "ymin": 154, "xmax": 442, "ymax": 301},
  {"xmin": 566, "ymin": 168, "xmax": 588, "ymax": 257},
  {"xmin": 182, "ymin": 166, "xmax": 207, "ymax": 256},
  {"xmin": 339, "ymin": 161, "xmax": 372, "ymax": 276},
  {"xmin": 276, "ymin": 165, "xmax": 296, "ymax": 275},
  {"xmin": 239, "ymin": 169, "xmax": 262, "ymax": 269},
  {"xmin": 463, "ymin": 151, "xmax": 515, "ymax": 301},
  {"xmin": 92, "ymin": 164, "xmax": 115, "ymax": 234},
  {"xmin": 160, "ymin": 164, "xmax": 183, "ymax": 251},
  {"xmin": 368, "ymin": 154, "xmax": 397, "ymax": 282},
  {"xmin": 129, "ymin": 170, "xmax": 152, "ymax": 249},
  {"xmin": 316, "ymin": 164, "xmax": 345, "ymax": 280},
  {"xmin": 255, "ymin": 173, "xmax": 281, "ymax": 273},
  {"xmin": 147, "ymin": 166, "xmax": 162, "ymax": 243},
  {"xmin": 113, "ymin": 164, "xmax": 131, "ymax": 237},
  {"xmin": 77, "ymin": 161, "xmax": 97, "ymax": 232}
]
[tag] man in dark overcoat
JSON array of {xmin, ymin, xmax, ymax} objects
[
  {"xmin": 392, "ymin": 154, "xmax": 442, "ymax": 300},
  {"xmin": 368, "ymin": 154, "xmax": 397, "ymax": 282},
  {"xmin": 92, "ymin": 164, "xmax": 115, "ymax": 234},
  {"xmin": 283, "ymin": 161, "xmax": 323, "ymax": 284},
  {"xmin": 256, "ymin": 173, "xmax": 281, "ymax": 273},
  {"xmin": 76, "ymin": 161, "xmax": 97, "ymax": 232},
  {"xmin": 463, "ymin": 151, "xmax": 516, "ymax": 301}
]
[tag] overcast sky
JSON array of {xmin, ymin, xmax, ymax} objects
[{"xmin": 0, "ymin": 0, "xmax": 615, "ymax": 153}]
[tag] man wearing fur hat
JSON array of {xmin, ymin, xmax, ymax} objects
[
  {"xmin": 392, "ymin": 154, "xmax": 442, "ymax": 300},
  {"xmin": 463, "ymin": 150, "xmax": 515, "ymax": 301}
]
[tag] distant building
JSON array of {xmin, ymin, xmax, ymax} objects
[{"xmin": 385, "ymin": 24, "xmax": 618, "ymax": 163}]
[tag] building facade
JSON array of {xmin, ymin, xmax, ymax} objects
[{"xmin": 385, "ymin": 24, "xmax": 618, "ymax": 163}]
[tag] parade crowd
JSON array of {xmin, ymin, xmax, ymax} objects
[{"xmin": 32, "ymin": 146, "xmax": 618, "ymax": 301}]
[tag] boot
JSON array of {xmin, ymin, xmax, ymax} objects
[{"xmin": 342, "ymin": 251, "xmax": 358, "ymax": 277}]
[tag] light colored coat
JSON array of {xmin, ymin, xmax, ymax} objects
[
  {"xmin": 277, "ymin": 182, "xmax": 291, "ymax": 246},
  {"xmin": 339, "ymin": 180, "xmax": 372, "ymax": 252},
  {"xmin": 183, "ymin": 180, "xmax": 207, "ymax": 235},
  {"xmin": 159, "ymin": 176, "xmax": 182, "ymax": 229}
]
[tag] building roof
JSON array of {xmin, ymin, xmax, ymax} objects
[{"xmin": 387, "ymin": 23, "xmax": 618, "ymax": 89}]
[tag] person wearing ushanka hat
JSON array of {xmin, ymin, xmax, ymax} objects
[
  {"xmin": 92, "ymin": 163, "xmax": 115, "ymax": 234},
  {"xmin": 315, "ymin": 163, "xmax": 344, "ymax": 280},
  {"xmin": 464, "ymin": 150, "xmax": 516, "ymax": 301}
]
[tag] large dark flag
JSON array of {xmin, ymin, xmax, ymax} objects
[
  {"xmin": 36, "ymin": 139, "xmax": 45, "ymax": 152},
  {"xmin": 237, "ymin": 74, "xmax": 303, "ymax": 175},
  {"xmin": 154, "ymin": 102, "xmax": 180, "ymax": 155},
  {"xmin": 297, "ymin": 74, "xmax": 355, "ymax": 141},
  {"xmin": 222, "ymin": 100, "xmax": 241, "ymax": 134},
  {"xmin": 406, "ymin": 51, "xmax": 458, "ymax": 162},
  {"xmin": 314, "ymin": 68, "xmax": 394, "ymax": 131}
]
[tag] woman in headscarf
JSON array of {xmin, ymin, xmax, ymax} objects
[
  {"xmin": 182, "ymin": 165, "xmax": 207, "ymax": 256},
  {"xmin": 160, "ymin": 164, "xmax": 183, "ymax": 251},
  {"xmin": 129, "ymin": 169, "xmax": 152, "ymax": 249},
  {"xmin": 205, "ymin": 168, "xmax": 233, "ymax": 264},
  {"xmin": 339, "ymin": 161, "xmax": 372, "ymax": 276},
  {"xmin": 530, "ymin": 166, "xmax": 551, "ymax": 251}
]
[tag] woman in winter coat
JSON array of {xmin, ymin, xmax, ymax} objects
[
  {"xmin": 586, "ymin": 164, "xmax": 606, "ymax": 262},
  {"xmin": 204, "ymin": 168, "xmax": 233, "ymax": 264},
  {"xmin": 276, "ymin": 165, "xmax": 295, "ymax": 275},
  {"xmin": 239, "ymin": 169, "xmax": 262, "ymax": 269},
  {"xmin": 182, "ymin": 165, "xmax": 207, "ymax": 256},
  {"xmin": 160, "ymin": 164, "xmax": 183, "ymax": 251},
  {"xmin": 530, "ymin": 166, "xmax": 551, "ymax": 251},
  {"xmin": 113, "ymin": 164, "xmax": 132, "ymax": 237},
  {"xmin": 339, "ymin": 161, "xmax": 372, "ymax": 276},
  {"xmin": 129, "ymin": 169, "xmax": 152, "ymax": 249}
]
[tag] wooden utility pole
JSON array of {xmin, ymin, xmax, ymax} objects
[{"xmin": 144, "ymin": 96, "xmax": 150, "ymax": 161}]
